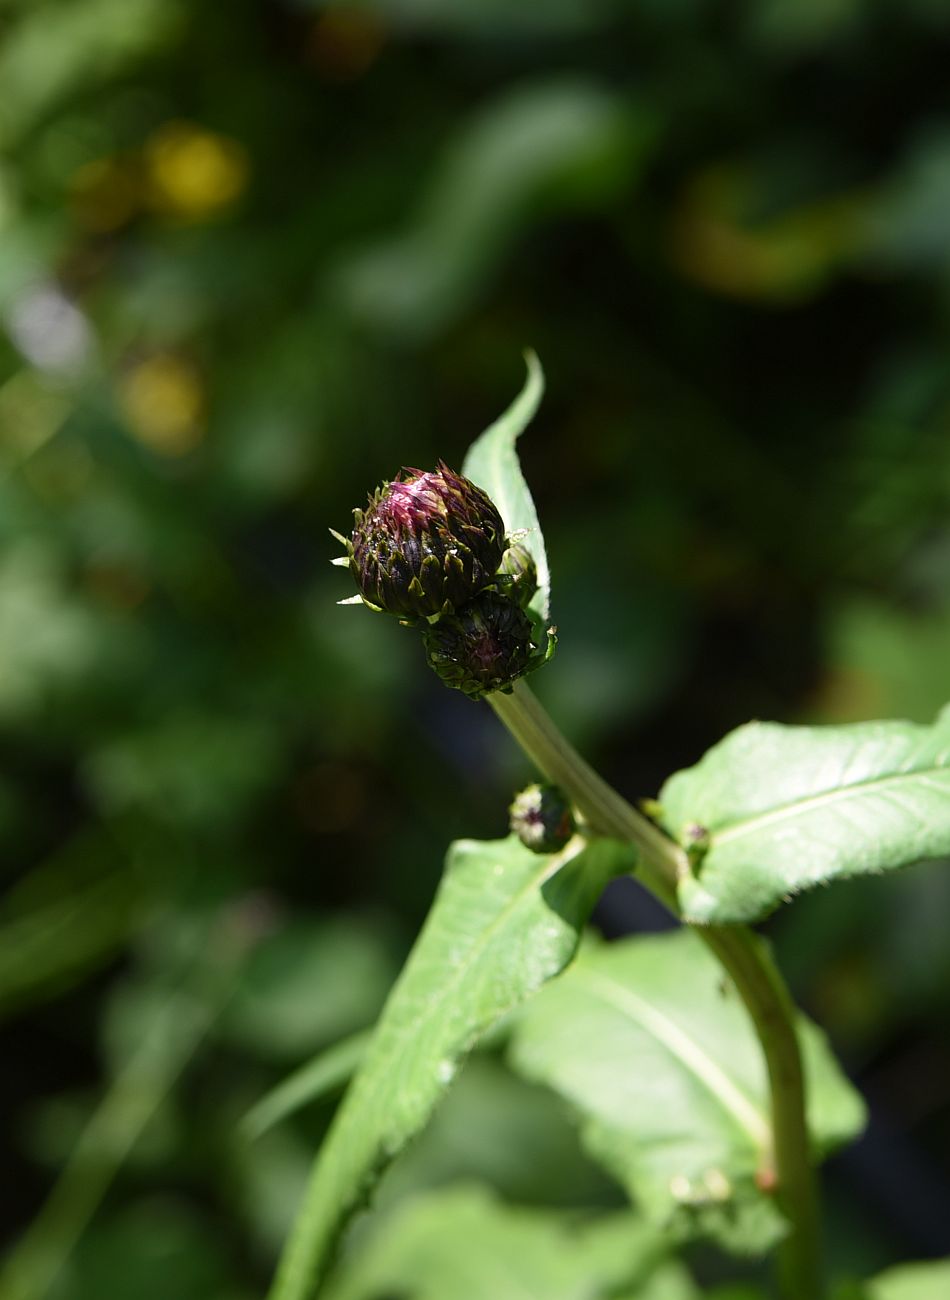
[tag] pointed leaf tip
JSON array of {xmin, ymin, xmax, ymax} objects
[{"xmin": 462, "ymin": 352, "xmax": 550, "ymax": 627}]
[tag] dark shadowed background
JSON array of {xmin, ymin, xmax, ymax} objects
[{"xmin": 1, "ymin": 1, "xmax": 949, "ymax": 1296}]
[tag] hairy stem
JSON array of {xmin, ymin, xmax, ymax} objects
[{"xmin": 489, "ymin": 679, "xmax": 822, "ymax": 1300}]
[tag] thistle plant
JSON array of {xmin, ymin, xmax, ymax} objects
[{"xmin": 265, "ymin": 353, "xmax": 950, "ymax": 1300}]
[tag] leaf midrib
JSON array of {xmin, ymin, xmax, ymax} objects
[
  {"xmin": 709, "ymin": 762, "xmax": 950, "ymax": 850},
  {"xmin": 572, "ymin": 967, "xmax": 771, "ymax": 1150}
]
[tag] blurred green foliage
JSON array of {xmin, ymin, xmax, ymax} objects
[{"xmin": 2, "ymin": 0, "xmax": 950, "ymax": 1295}]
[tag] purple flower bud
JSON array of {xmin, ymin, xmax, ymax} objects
[
  {"xmin": 422, "ymin": 590, "xmax": 536, "ymax": 700},
  {"xmin": 343, "ymin": 462, "xmax": 507, "ymax": 621}
]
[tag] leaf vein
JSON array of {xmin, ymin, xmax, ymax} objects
[
  {"xmin": 571, "ymin": 967, "xmax": 771, "ymax": 1151},
  {"xmin": 711, "ymin": 764, "xmax": 950, "ymax": 848}
]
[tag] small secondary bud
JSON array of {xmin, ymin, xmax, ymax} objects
[
  {"xmin": 342, "ymin": 462, "xmax": 506, "ymax": 621},
  {"xmin": 422, "ymin": 590, "xmax": 536, "ymax": 700},
  {"xmin": 509, "ymin": 783, "xmax": 575, "ymax": 854},
  {"xmin": 497, "ymin": 540, "xmax": 538, "ymax": 609}
]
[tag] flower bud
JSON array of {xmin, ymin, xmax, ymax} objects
[
  {"xmin": 422, "ymin": 590, "xmax": 536, "ymax": 700},
  {"xmin": 497, "ymin": 540, "xmax": 538, "ymax": 609},
  {"xmin": 509, "ymin": 783, "xmax": 575, "ymax": 854},
  {"xmin": 342, "ymin": 462, "xmax": 507, "ymax": 621}
]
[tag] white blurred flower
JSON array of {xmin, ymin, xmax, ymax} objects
[{"xmin": 4, "ymin": 281, "xmax": 95, "ymax": 374}]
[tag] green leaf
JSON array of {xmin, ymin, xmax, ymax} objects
[
  {"xmin": 863, "ymin": 1258, "xmax": 950, "ymax": 1300},
  {"xmin": 221, "ymin": 915, "xmax": 396, "ymax": 1061},
  {"xmin": 463, "ymin": 350, "xmax": 550, "ymax": 624},
  {"xmin": 267, "ymin": 834, "xmax": 630, "ymax": 1300},
  {"xmin": 375, "ymin": 1053, "xmax": 618, "ymax": 1210},
  {"xmin": 323, "ymin": 1184, "xmax": 695, "ymax": 1300},
  {"xmin": 659, "ymin": 705, "xmax": 950, "ymax": 924},
  {"xmin": 509, "ymin": 929, "xmax": 866, "ymax": 1257},
  {"xmin": 240, "ymin": 1029, "xmax": 371, "ymax": 1141}
]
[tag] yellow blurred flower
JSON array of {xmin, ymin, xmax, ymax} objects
[
  {"xmin": 118, "ymin": 354, "xmax": 205, "ymax": 456},
  {"xmin": 145, "ymin": 121, "xmax": 249, "ymax": 221}
]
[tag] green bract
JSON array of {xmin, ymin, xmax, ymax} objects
[
  {"xmin": 342, "ymin": 462, "xmax": 507, "ymax": 621},
  {"xmin": 497, "ymin": 540, "xmax": 538, "ymax": 610},
  {"xmin": 422, "ymin": 590, "xmax": 537, "ymax": 700}
]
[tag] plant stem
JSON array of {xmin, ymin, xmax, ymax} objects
[
  {"xmin": 703, "ymin": 927, "xmax": 821, "ymax": 1300},
  {"xmin": 488, "ymin": 679, "xmax": 682, "ymax": 910},
  {"xmin": 489, "ymin": 678, "xmax": 822, "ymax": 1300}
]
